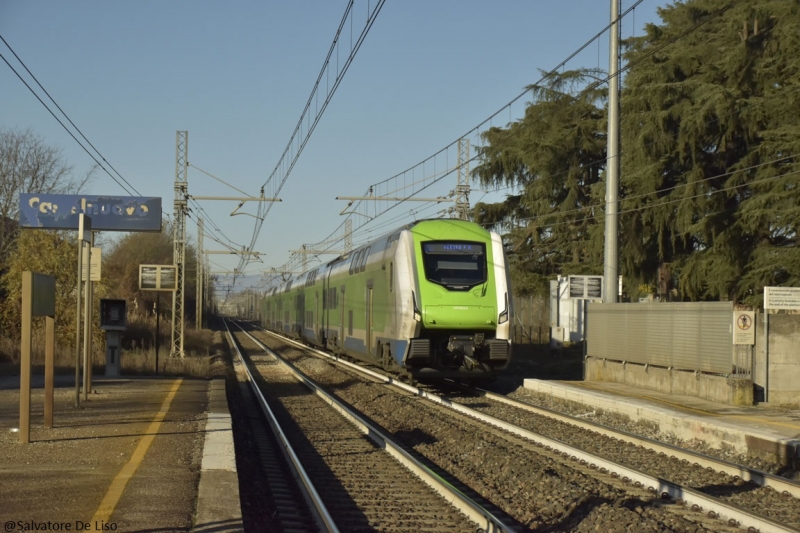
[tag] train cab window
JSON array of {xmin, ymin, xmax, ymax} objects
[{"xmin": 421, "ymin": 241, "xmax": 486, "ymax": 290}]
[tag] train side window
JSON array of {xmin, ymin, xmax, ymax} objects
[
  {"xmin": 348, "ymin": 310, "xmax": 353, "ymax": 335},
  {"xmin": 349, "ymin": 250, "xmax": 362, "ymax": 275}
]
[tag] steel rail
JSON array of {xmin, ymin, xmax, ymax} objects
[
  {"xmin": 254, "ymin": 325, "xmax": 800, "ymax": 533},
  {"xmin": 234, "ymin": 322, "xmax": 518, "ymax": 533},
  {"xmin": 470, "ymin": 385, "xmax": 800, "ymax": 499},
  {"xmin": 224, "ymin": 320, "xmax": 339, "ymax": 533}
]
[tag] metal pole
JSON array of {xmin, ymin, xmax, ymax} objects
[
  {"xmin": 82, "ymin": 243, "xmax": 91, "ymax": 402},
  {"xmin": 74, "ymin": 238, "xmax": 83, "ymax": 407},
  {"xmin": 603, "ymin": 0, "xmax": 621, "ymax": 303},
  {"xmin": 87, "ymin": 233, "xmax": 95, "ymax": 394},
  {"xmin": 764, "ymin": 311, "xmax": 769, "ymax": 403}
]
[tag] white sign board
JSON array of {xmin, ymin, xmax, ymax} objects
[
  {"xmin": 764, "ymin": 286, "xmax": 800, "ymax": 310},
  {"xmin": 567, "ymin": 275, "xmax": 603, "ymax": 300},
  {"xmin": 139, "ymin": 264, "xmax": 177, "ymax": 291},
  {"xmin": 733, "ymin": 311, "xmax": 755, "ymax": 345},
  {"xmin": 81, "ymin": 246, "xmax": 101, "ymax": 282}
]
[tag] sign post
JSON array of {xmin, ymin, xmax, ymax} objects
[
  {"xmin": 566, "ymin": 275, "xmax": 604, "ymax": 380},
  {"xmin": 139, "ymin": 265, "xmax": 178, "ymax": 374},
  {"xmin": 75, "ymin": 214, "xmax": 91, "ymax": 407},
  {"xmin": 20, "ymin": 271, "xmax": 56, "ymax": 444}
]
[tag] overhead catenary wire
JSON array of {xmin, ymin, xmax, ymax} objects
[
  {"xmin": 264, "ymin": 0, "xmax": 753, "ymax": 282},
  {"xmin": 235, "ymin": 0, "xmax": 387, "ymax": 282},
  {"xmin": 0, "ymin": 34, "xmax": 153, "ymax": 205}
]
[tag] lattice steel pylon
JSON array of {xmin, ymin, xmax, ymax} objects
[
  {"xmin": 344, "ymin": 219, "xmax": 353, "ymax": 254},
  {"xmin": 171, "ymin": 131, "xmax": 188, "ymax": 357},
  {"xmin": 455, "ymin": 138, "xmax": 470, "ymax": 220}
]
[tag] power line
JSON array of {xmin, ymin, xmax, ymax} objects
[
  {"xmin": 0, "ymin": 34, "xmax": 143, "ymax": 199},
  {"xmin": 489, "ymin": 155, "xmax": 800, "ymax": 233},
  {"xmin": 235, "ymin": 0, "xmax": 387, "ymax": 281},
  {"xmin": 336, "ymin": 0, "xmax": 747, "ymax": 243}
]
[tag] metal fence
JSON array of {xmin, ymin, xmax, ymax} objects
[
  {"xmin": 733, "ymin": 344, "xmax": 753, "ymax": 379},
  {"xmin": 511, "ymin": 294, "xmax": 550, "ymax": 344},
  {"xmin": 587, "ymin": 301, "xmax": 735, "ymax": 376}
]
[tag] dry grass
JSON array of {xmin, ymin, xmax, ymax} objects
[{"xmin": 0, "ymin": 313, "xmax": 218, "ymax": 379}]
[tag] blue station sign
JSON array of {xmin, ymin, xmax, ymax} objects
[{"xmin": 19, "ymin": 194, "xmax": 162, "ymax": 232}]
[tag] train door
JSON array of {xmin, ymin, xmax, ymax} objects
[
  {"xmin": 315, "ymin": 291, "xmax": 319, "ymax": 343},
  {"xmin": 339, "ymin": 285, "xmax": 345, "ymax": 346},
  {"xmin": 366, "ymin": 283, "xmax": 373, "ymax": 355},
  {"xmin": 322, "ymin": 266, "xmax": 331, "ymax": 346}
]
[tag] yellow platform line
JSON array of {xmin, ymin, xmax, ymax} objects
[{"xmin": 91, "ymin": 378, "xmax": 183, "ymax": 524}]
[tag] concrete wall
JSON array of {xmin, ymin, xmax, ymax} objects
[
  {"xmin": 754, "ymin": 313, "xmax": 800, "ymax": 405},
  {"xmin": 585, "ymin": 358, "xmax": 754, "ymax": 406}
]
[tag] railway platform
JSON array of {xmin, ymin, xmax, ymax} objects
[
  {"xmin": 523, "ymin": 378, "xmax": 800, "ymax": 467},
  {"xmin": 0, "ymin": 374, "xmax": 242, "ymax": 533}
]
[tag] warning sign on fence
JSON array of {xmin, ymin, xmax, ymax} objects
[{"xmin": 733, "ymin": 310, "xmax": 755, "ymax": 345}]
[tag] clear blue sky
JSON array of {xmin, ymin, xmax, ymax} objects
[{"xmin": 1, "ymin": 0, "xmax": 666, "ymax": 295}]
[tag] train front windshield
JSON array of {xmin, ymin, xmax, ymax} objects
[{"xmin": 421, "ymin": 242, "xmax": 486, "ymax": 290}]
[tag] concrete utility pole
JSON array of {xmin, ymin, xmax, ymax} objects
[
  {"xmin": 172, "ymin": 131, "xmax": 188, "ymax": 356},
  {"xmin": 455, "ymin": 138, "xmax": 471, "ymax": 220},
  {"xmin": 196, "ymin": 217, "xmax": 204, "ymax": 329},
  {"xmin": 603, "ymin": 0, "xmax": 621, "ymax": 303}
]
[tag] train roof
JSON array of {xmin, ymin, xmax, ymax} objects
[{"xmin": 290, "ymin": 218, "xmax": 491, "ymax": 283}]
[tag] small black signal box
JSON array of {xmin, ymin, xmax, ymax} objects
[{"xmin": 100, "ymin": 299, "xmax": 127, "ymax": 331}]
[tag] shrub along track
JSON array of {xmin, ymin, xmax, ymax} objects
[{"xmin": 250, "ymin": 329, "xmax": 755, "ymax": 533}]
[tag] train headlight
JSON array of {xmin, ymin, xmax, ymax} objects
[
  {"xmin": 498, "ymin": 293, "xmax": 509, "ymax": 324},
  {"xmin": 412, "ymin": 291, "xmax": 422, "ymax": 322}
]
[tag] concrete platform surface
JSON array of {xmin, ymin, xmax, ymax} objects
[
  {"xmin": 524, "ymin": 378, "xmax": 800, "ymax": 465},
  {"xmin": 0, "ymin": 375, "xmax": 242, "ymax": 532}
]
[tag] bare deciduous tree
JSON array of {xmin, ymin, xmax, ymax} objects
[{"xmin": 0, "ymin": 128, "xmax": 92, "ymax": 261}]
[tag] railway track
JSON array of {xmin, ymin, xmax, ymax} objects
[
  {"xmin": 226, "ymin": 320, "xmax": 514, "ymax": 532},
  {"xmin": 244, "ymin": 322, "xmax": 800, "ymax": 533}
]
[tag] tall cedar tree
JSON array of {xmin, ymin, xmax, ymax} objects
[
  {"xmin": 473, "ymin": 1, "xmax": 799, "ymax": 303},
  {"xmin": 621, "ymin": 0, "xmax": 800, "ymax": 303},
  {"xmin": 473, "ymin": 69, "xmax": 607, "ymax": 296}
]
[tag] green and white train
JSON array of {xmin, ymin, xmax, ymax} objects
[{"xmin": 261, "ymin": 218, "xmax": 512, "ymax": 382}]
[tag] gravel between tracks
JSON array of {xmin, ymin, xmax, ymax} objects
[{"xmin": 257, "ymin": 333, "xmax": 743, "ymax": 533}]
